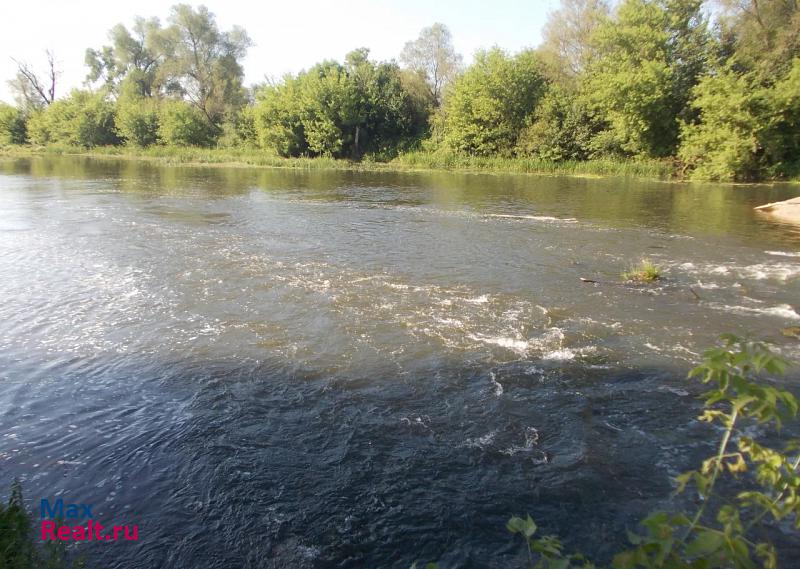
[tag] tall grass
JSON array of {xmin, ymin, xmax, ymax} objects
[
  {"xmin": 7, "ymin": 144, "xmax": 350, "ymax": 171},
  {"xmin": 622, "ymin": 258, "xmax": 662, "ymax": 282},
  {"xmin": 392, "ymin": 150, "xmax": 676, "ymax": 179}
]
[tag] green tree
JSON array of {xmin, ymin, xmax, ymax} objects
[
  {"xmin": 115, "ymin": 95, "xmax": 160, "ymax": 147},
  {"xmin": 761, "ymin": 56, "xmax": 800, "ymax": 176},
  {"xmin": 516, "ymin": 86, "xmax": 603, "ymax": 161},
  {"xmin": 584, "ymin": 0, "xmax": 708, "ymax": 157},
  {"xmin": 217, "ymin": 106, "xmax": 258, "ymax": 148},
  {"xmin": 343, "ymin": 48, "xmax": 428, "ymax": 158},
  {"xmin": 255, "ymin": 50, "xmax": 428, "ymax": 159},
  {"xmin": 85, "ymin": 17, "xmax": 163, "ymax": 97},
  {"xmin": 400, "ymin": 23, "xmax": 463, "ymax": 106},
  {"xmin": 538, "ymin": 0, "xmax": 610, "ymax": 85},
  {"xmin": 26, "ymin": 90, "xmax": 118, "ymax": 147},
  {"xmin": 679, "ymin": 57, "xmax": 800, "ymax": 180},
  {"xmin": 437, "ymin": 48, "xmax": 547, "ymax": 156},
  {"xmin": 0, "ymin": 103, "xmax": 27, "ymax": 144},
  {"xmin": 158, "ymin": 4, "xmax": 252, "ymax": 129},
  {"xmin": 716, "ymin": 0, "xmax": 800, "ymax": 80},
  {"xmin": 255, "ymin": 74, "xmax": 308, "ymax": 156},
  {"xmin": 678, "ymin": 67, "xmax": 763, "ymax": 180}
]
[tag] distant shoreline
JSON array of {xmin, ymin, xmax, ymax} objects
[
  {"xmin": 0, "ymin": 144, "xmax": 676, "ymax": 181},
  {"xmin": 3, "ymin": 145, "xmax": 800, "ymax": 185}
]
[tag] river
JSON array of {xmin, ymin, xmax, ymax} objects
[{"xmin": 1, "ymin": 156, "xmax": 799, "ymax": 568}]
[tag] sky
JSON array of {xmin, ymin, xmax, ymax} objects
[{"xmin": 0, "ymin": 0, "xmax": 560, "ymax": 105}]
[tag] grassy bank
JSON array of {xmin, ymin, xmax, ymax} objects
[
  {"xmin": 392, "ymin": 150, "xmax": 677, "ymax": 179},
  {"xmin": 0, "ymin": 144, "xmax": 680, "ymax": 180}
]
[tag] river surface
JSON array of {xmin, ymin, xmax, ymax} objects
[{"xmin": 1, "ymin": 156, "xmax": 799, "ymax": 568}]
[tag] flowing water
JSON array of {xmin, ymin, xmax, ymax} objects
[{"xmin": 1, "ymin": 156, "xmax": 799, "ymax": 568}]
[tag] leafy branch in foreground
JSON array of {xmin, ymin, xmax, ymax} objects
[{"xmin": 504, "ymin": 335, "xmax": 798, "ymax": 569}]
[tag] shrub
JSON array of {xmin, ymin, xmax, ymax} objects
[
  {"xmin": 115, "ymin": 96, "xmax": 160, "ymax": 147},
  {"xmin": 157, "ymin": 100, "xmax": 214, "ymax": 147},
  {"xmin": 679, "ymin": 59, "xmax": 800, "ymax": 181},
  {"xmin": 254, "ymin": 52, "xmax": 428, "ymax": 159},
  {"xmin": 438, "ymin": 48, "xmax": 547, "ymax": 156},
  {"xmin": 0, "ymin": 480, "xmax": 85, "ymax": 568},
  {"xmin": 678, "ymin": 68, "xmax": 766, "ymax": 181},
  {"xmin": 217, "ymin": 106, "xmax": 258, "ymax": 148},
  {"xmin": 26, "ymin": 90, "xmax": 118, "ymax": 148},
  {"xmin": 516, "ymin": 87, "xmax": 602, "ymax": 161},
  {"xmin": 0, "ymin": 103, "xmax": 27, "ymax": 145}
]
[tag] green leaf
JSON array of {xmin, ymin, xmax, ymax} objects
[
  {"xmin": 507, "ymin": 514, "xmax": 538, "ymax": 539},
  {"xmin": 685, "ymin": 529, "xmax": 725, "ymax": 557}
]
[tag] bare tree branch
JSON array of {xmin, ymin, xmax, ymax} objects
[{"xmin": 9, "ymin": 51, "xmax": 59, "ymax": 108}]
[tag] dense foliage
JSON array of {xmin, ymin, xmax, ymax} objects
[
  {"xmin": 0, "ymin": 103, "xmax": 27, "ymax": 145},
  {"xmin": 3, "ymin": 1, "xmax": 800, "ymax": 180},
  {"xmin": 26, "ymin": 90, "xmax": 118, "ymax": 147},
  {"xmin": 436, "ymin": 48, "xmax": 546, "ymax": 156},
  {"xmin": 254, "ymin": 49, "xmax": 430, "ymax": 159}
]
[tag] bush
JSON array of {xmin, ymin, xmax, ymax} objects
[
  {"xmin": 679, "ymin": 59, "xmax": 800, "ymax": 181},
  {"xmin": 255, "ymin": 76, "xmax": 308, "ymax": 157},
  {"xmin": 157, "ymin": 100, "xmax": 214, "ymax": 147},
  {"xmin": 254, "ymin": 51, "xmax": 428, "ymax": 159},
  {"xmin": 678, "ymin": 68, "xmax": 766, "ymax": 181},
  {"xmin": 762, "ymin": 58, "xmax": 800, "ymax": 179},
  {"xmin": 217, "ymin": 106, "xmax": 258, "ymax": 148},
  {"xmin": 437, "ymin": 48, "xmax": 547, "ymax": 156},
  {"xmin": 26, "ymin": 90, "xmax": 118, "ymax": 148},
  {"xmin": 0, "ymin": 103, "xmax": 27, "ymax": 145},
  {"xmin": 516, "ymin": 87, "xmax": 601, "ymax": 161},
  {"xmin": 0, "ymin": 480, "xmax": 35, "ymax": 568},
  {"xmin": 115, "ymin": 96, "xmax": 160, "ymax": 147}
]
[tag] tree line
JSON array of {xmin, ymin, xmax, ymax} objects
[{"xmin": 1, "ymin": 1, "xmax": 799, "ymax": 181}]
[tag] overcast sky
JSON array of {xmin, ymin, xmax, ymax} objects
[{"xmin": 0, "ymin": 0, "xmax": 559, "ymax": 104}]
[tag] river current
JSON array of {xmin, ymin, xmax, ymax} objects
[{"xmin": 1, "ymin": 157, "xmax": 799, "ymax": 567}]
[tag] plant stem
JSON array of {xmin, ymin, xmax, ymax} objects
[{"xmin": 682, "ymin": 408, "xmax": 739, "ymax": 543}]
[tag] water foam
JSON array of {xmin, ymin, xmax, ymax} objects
[{"xmin": 707, "ymin": 302, "xmax": 800, "ymax": 320}]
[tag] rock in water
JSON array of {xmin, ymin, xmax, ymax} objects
[{"xmin": 782, "ymin": 327, "xmax": 800, "ymax": 339}]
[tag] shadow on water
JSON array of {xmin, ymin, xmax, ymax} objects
[{"xmin": 2, "ymin": 349, "xmax": 799, "ymax": 569}]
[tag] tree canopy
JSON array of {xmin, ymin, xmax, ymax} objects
[
  {"xmin": 437, "ymin": 48, "xmax": 546, "ymax": 156},
  {"xmin": 255, "ymin": 49, "xmax": 429, "ymax": 158},
  {"xmin": 3, "ymin": 2, "xmax": 800, "ymax": 181},
  {"xmin": 400, "ymin": 23, "xmax": 462, "ymax": 106}
]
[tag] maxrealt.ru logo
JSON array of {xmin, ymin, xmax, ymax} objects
[{"xmin": 40, "ymin": 498, "xmax": 138, "ymax": 542}]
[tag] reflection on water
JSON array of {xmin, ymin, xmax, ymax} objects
[{"xmin": 0, "ymin": 156, "xmax": 798, "ymax": 567}]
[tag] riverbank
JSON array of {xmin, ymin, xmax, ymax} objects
[{"xmin": 0, "ymin": 144, "xmax": 678, "ymax": 180}]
